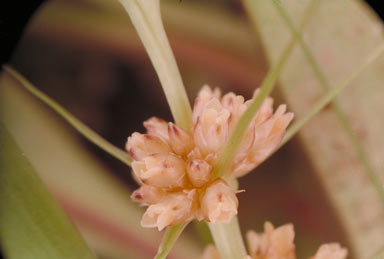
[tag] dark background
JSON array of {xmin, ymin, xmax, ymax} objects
[{"xmin": 1, "ymin": 0, "xmax": 384, "ymax": 66}]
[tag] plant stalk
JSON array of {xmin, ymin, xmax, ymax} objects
[
  {"xmin": 208, "ymin": 216, "xmax": 247, "ymax": 259},
  {"xmin": 118, "ymin": 0, "xmax": 192, "ymax": 131}
]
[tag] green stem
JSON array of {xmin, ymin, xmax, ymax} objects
[
  {"xmin": 118, "ymin": 0, "xmax": 192, "ymax": 131},
  {"xmin": 155, "ymin": 223, "xmax": 188, "ymax": 259},
  {"xmin": 208, "ymin": 216, "xmax": 247, "ymax": 259},
  {"xmin": 281, "ymin": 42, "xmax": 384, "ymax": 147},
  {"xmin": 2, "ymin": 66, "xmax": 131, "ymax": 167},
  {"xmin": 212, "ymin": 0, "xmax": 315, "ymax": 180},
  {"xmin": 271, "ymin": 0, "xmax": 384, "ymax": 206}
]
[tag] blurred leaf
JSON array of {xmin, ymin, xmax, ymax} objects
[
  {"xmin": 0, "ymin": 66, "xmax": 201, "ymax": 258},
  {"xmin": 245, "ymin": 0, "xmax": 384, "ymax": 257},
  {"xmin": 0, "ymin": 127, "xmax": 97, "ymax": 259}
]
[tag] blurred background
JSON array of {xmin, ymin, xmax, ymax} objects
[{"xmin": 3, "ymin": 0, "xmax": 384, "ymax": 258}]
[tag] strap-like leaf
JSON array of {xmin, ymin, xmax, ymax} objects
[{"xmin": 0, "ymin": 127, "xmax": 97, "ymax": 259}]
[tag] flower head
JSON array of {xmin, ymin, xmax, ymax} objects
[
  {"xmin": 201, "ymin": 222, "xmax": 347, "ymax": 259},
  {"xmin": 126, "ymin": 85, "xmax": 293, "ymax": 230}
]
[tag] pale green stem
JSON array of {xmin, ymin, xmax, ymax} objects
[
  {"xmin": 271, "ymin": 0, "xmax": 384, "ymax": 207},
  {"xmin": 2, "ymin": 66, "xmax": 132, "ymax": 167},
  {"xmin": 281, "ymin": 41, "xmax": 384, "ymax": 146},
  {"xmin": 118, "ymin": 0, "xmax": 192, "ymax": 131},
  {"xmin": 154, "ymin": 223, "xmax": 188, "ymax": 259},
  {"xmin": 212, "ymin": 0, "xmax": 316, "ymax": 180},
  {"xmin": 206, "ymin": 3, "xmax": 316, "ymax": 258},
  {"xmin": 371, "ymin": 247, "xmax": 384, "ymax": 259},
  {"xmin": 208, "ymin": 217, "xmax": 247, "ymax": 259}
]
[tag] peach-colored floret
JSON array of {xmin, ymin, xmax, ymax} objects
[
  {"xmin": 201, "ymin": 222, "xmax": 347, "ymax": 259},
  {"xmin": 126, "ymin": 85, "xmax": 293, "ymax": 230}
]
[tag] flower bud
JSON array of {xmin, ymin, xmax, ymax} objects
[
  {"xmin": 200, "ymin": 180, "xmax": 238, "ymax": 223},
  {"xmin": 246, "ymin": 222, "xmax": 295, "ymax": 259},
  {"xmin": 168, "ymin": 122, "xmax": 194, "ymax": 156},
  {"xmin": 311, "ymin": 243, "xmax": 347, "ymax": 259},
  {"xmin": 143, "ymin": 117, "xmax": 169, "ymax": 142},
  {"xmin": 194, "ymin": 98, "xmax": 230, "ymax": 156},
  {"xmin": 132, "ymin": 153, "xmax": 186, "ymax": 189},
  {"xmin": 231, "ymin": 105, "xmax": 294, "ymax": 178},
  {"xmin": 131, "ymin": 185, "xmax": 166, "ymax": 205},
  {"xmin": 126, "ymin": 132, "xmax": 171, "ymax": 160},
  {"xmin": 193, "ymin": 85, "xmax": 221, "ymax": 124},
  {"xmin": 221, "ymin": 92, "xmax": 248, "ymax": 130},
  {"xmin": 187, "ymin": 159, "xmax": 212, "ymax": 187},
  {"xmin": 141, "ymin": 190, "xmax": 196, "ymax": 231}
]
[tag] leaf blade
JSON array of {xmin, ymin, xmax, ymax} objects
[{"xmin": 0, "ymin": 127, "xmax": 97, "ymax": 259}]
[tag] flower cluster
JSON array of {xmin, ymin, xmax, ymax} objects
[
  {"xmin": 201, "ymin": 222, "xmax": 348, "ymax": 259},
  {"xmin": 126, "ymin": 86, "xmax": 293, "ymax": 230}
]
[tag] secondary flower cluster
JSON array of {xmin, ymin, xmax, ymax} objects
[
  {"xmin": 201, "ymin": 222, "xmax": 348, "ymax": 259},
  {"xmin": 126, "ymin": 86, "xmax": 293, "ymax": 230}
]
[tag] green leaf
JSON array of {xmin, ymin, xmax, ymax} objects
[{"xmin": 0, "ymin": 127, "xmax": 97, "ymax": 259}]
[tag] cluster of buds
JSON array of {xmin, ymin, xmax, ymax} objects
[
  {"xmin": 201, "ymin": 222, "xmax": 348, "ymax": 259},
  {"xmin": 126, "ymin": 86, "xmax": 294, "ymax": 230}
]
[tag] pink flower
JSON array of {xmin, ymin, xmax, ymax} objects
[
  {"xmin": 310, "ymin": 243, "xmax": 348, "ymax": 259},
  {"xmin": 126, "ymin": 85, "xmax": 293, "ymax": 230},
  {"xmin": 246, "ymin": 221, "xmax": 296, "ymax": 259},
  {"xmin": 201, "ymin": 222, "xmax": 347, "ymax": 259}
]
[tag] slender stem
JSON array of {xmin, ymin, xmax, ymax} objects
[
  {"xmin": 271, "ymin": 0, "xmax": 384, "ymax": 206},
  {"xmin": 118, "ymin": 0, "xmax": 192, "ymax": 131},
  {"xmin": 2, "ymin": 66, "xmax": 132, "ymax": 167},
  {"xmin": 208, "ymin": 217, "xmax": 247, "ymax": 259},
  {"xmin": 155, "ymin": 223, "xmax": 188, "ymax": 259},
  {"xmin": 212, "ymin": 0, "xmax": 315, "ymax": 180},
  {"xmin": 281, "ymin": 42, "xmax": 384, "ymax": 146}
]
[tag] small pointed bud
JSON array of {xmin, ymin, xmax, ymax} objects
[
  {"xmin": 131, "ymin": 185, "xmax": 166, "ymax": 205},
  {"xmin": 200, "ymin": 179, "xmax": 238, "ymax": 223},
  {"xmin": 132, "ymin": 153, "xmax": 186, "ymax": 189},
  {"xmin": 187, "ymin": 159, "xmax": 212, "ymax": 187},
  {"xmin": 143, "ymin": 117, "xmax": 169, "ymax": 142},
  {"xmin": 126, "ymin": 133, "xmax": 171, "ymax": 160},
  {"xmin": 311, "ymin": 243, "xmax": 347, "ymax": 259},
  {"xmin": 141, "ymin": 190, "xmax": 196, "ymax": 231},
  {"xmin": 194, "ymin": 98, "xmax": 230, "ymax": 156},
  {"xmin": 193, "ymin": 85, "xmax": 221, "ymax": 124},
  {"xmin": 221, "ymin": 92, "xmax": 248, "ymax": 130},
  {"xmin": 246, "ymin": 222, "xmax": 295, "ymax": 259},
  {"xmin": 231, "ymin": 104, "xmax": 294, "ymax": 178},
  {"xmin": 168, "ymin": 122, "xmax": 194, "ymax": 156}
]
